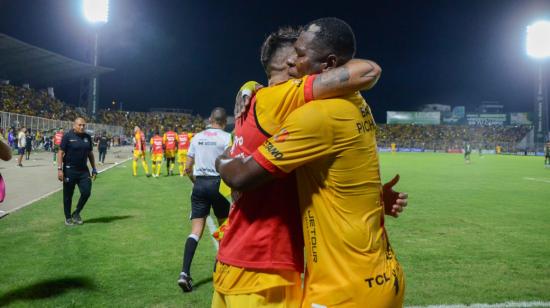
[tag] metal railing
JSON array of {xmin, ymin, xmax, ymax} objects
[{"xmin": 0, "ymin": 112, "xmax": 124, "ymax": 136}]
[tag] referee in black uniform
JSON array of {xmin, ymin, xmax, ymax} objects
[
  {"xmin": 57, "ymin": 117, "xmax": 98, "ymax": 226},
  {"xmin": 97, "ymin": 132, "xmax": 110, "ymax": 165}
]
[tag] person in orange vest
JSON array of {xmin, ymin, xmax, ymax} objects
[
  {"xmin": 133, "ymin": 126, "xmax": 151, "ymax": 177},
  {"xmin": 177, "ymin": 126, "xmax": 193, "ymax": 177},
  {"xmin": 150, "ymin": 130, "xmax": 164, "ymax": 177},
  {"xmin": 163, "ymin": 125, "xmax": 179, "ymax": 176},
  {"xmin": 53, "ymin": 128, "xmax": 64, "ymax": 164}
]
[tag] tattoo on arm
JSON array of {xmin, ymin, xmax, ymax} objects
[{"xmin": 318, "ymin": 67, "xmax": 351, "ymax": 89}]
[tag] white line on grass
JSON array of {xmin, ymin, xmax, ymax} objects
[
  {"xmin": 206, "ymin": 215, "xmax": 219, "ymax": 251},
  {"xmin": 0, "ymin": 157, "xmax": 131, "ymax": 218},
  {"xmin": 407, "ymin": 301, "xmax": 550, "ymax": 308},
  {"xmin": 524, "ymin": 177, "xmax": 550, "ymax": 184}
]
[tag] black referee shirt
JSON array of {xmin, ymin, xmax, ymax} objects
[
  {"xmin": 98, "ymin": 136, "xmax": 109, "ymax": 149},
  {"xmin": 60, "ymin": 130, "xmax": 93, "ymax": 171}
]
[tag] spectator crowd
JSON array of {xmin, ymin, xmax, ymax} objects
[
  {"xmin": 376, "ymin": 124, "xmax": 532, "ymax": 151},
  {"xmin": 0, "ymin": 83, "xmax": 533, "ymax": 153},
  {"xmin": 1, "ymin": 83, "xmax": 206, "ymax": 138}
]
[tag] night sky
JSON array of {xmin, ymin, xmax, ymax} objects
[{"xmin": 0, "ymin": 0, "xmax": 549, "ymax": 122}]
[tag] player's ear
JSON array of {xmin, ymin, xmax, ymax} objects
[
  {"xmin": 326, "ymin": 54, "xmax": 337, "ymax": 69},
  {"xmin": 320, "ymin": 54, "xmax": 337, "ymax": 72}
]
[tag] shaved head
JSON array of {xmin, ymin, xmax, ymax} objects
[
  {"xmin": 73, "ymin": 118, "xmax": 86, "ymax": 134},
  {"xmin": 210, "ymin": 107, "xmax": 227, "ymax": 127}
]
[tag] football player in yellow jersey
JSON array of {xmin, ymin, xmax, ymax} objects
[
  {"xmin": 150, "ymin": 130, "xmax": 164, "ymax": 177},
  {"xmin": 163, "ymin": 126, "xmax": 178, "ymax": 176},
  {"xmin": 211, "ymin": 27, "xmax": 392, "ymax": 308},
  {"xmin": 132, "ymin": 126, "xmax": 150, "ymax": 177},
  {"xmin": 217, "ymin": 18, "xmax": 408, "ymax": 307},
  {"xmin": 177, "ymin": 126, "xmax": 193, "ymax": 177}
]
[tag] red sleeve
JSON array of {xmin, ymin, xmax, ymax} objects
[
  {"xmin": 304, "ymin": 74, "xmax": 318, "ymax": 103},
  {"xmin": 251, "ymin": 150, "xmax": 287, "ymax": 178}
]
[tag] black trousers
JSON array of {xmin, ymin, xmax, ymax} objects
[
  {"xmin": 63, "ymin": 168, "xmax": 92, "ymax": 219},
  {"xmin": 98, "ymin": 147, "xmax": 107, "ymax": 163}
]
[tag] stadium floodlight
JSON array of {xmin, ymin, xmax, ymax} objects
[
  {"xmin": 83, "ymin": 0, "xmax": 109, "ymax": 24},
  {"xmin": 527, "ymin": 20, "xmax": 550, "ymax": 59},
  {"xmin": 526, "ymin": 20, "xmax": 550, "ymax": 147}
]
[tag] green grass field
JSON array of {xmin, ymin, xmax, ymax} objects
[{"xmin": 0, "ymin": 153, "xmax": 549, "ymax": 307}]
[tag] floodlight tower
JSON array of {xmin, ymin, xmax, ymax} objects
[
  {"xmin": 527, "ymin": 20, "xmax": 550, "ymax": 148},
  {"xmin": 83, "ymin": 0, "xmax": 109, "ymax": 118}
]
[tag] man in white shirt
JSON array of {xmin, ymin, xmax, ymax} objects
[
  {"xmin": 17, "ymin": 128, "xmax": 26, "ymax": 167},
  {"xmin": 178, "ymin": 107, "xmax": 232, "ymax": 293}
]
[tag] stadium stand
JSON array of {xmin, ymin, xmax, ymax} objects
[{"xmin": 377, "ymin": 124, "xmax": 532, "ymax": 152}]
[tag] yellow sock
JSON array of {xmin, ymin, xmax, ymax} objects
[
  {"xmin": 156, "ymin": 163, "xmax": 162, "ymax": 176},
  {"xmin": 132, "ymin": 160, "xmax": 137, "ymax": 176},
  {"xmin": 169, "ymin": 162, "xmax": 175, "ymax": 172},
  {"xmin": 179, "ymin": 165, "xmax": 184, "ymax": 175},
  {"xmin": 142, "ymin": 161, "xmax": 149, "ymax": 174}
]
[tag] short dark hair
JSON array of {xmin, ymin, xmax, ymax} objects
[
  {"xmin": 210, "ymin": 107, "xmax": 227, "ymax": 125},
  {"xmin": 304, "ymin": 17, "xmax": 356, "ymax": 64},
  {"xmin": 260, "ymin": 26, "xmax": 300, "ymax": 77}
]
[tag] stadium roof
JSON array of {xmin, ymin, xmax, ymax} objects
[{"xmin": 0, "ymin": 33, "xmax": 113, "ymax": 87}]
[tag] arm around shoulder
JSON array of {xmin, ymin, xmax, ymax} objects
[{"xmin": 313, "ymin": 59, "xmax": 381, "ymax": 100}]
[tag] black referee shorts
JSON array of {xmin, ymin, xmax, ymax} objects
[{"xmin": 190, "ymin": 176, "xmax": 230, "ymax": 220}]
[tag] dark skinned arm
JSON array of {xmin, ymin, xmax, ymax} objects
[
  {"xmin": 312, "ymin": 59, "xmax": 381, "ymax": 99},
  {"xmin": 0, "ymin": 139, "xmax": 12, "ymax": 161},
  {"xmin": 233, "ymin": 59, "xmax": 381, "ymax": 118},
  {"xmin": 215, "ymin": 152, "xmax": 274, "ymax": 191}
]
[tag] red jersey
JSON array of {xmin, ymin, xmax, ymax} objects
[
  {"xmin": 178, "ymin": 133, "xmax": 192, "ymax": 150},
  {"xmin": 163, "ymin": 131, "xmax": 177, "ymax": 150},
  {"xmin": 151, "ymin": 135, "xmax": 164, "ymax": 154},
  {"xmin": 217, "ymin": 96, "xmax": 304, "ymax": 272},
  {"xmin": 54, "ymin": 132, "xmax": 64, "ymax": 145}
]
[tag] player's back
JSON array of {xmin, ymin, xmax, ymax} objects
[
  {"xmin": 295, "ymin": 93, "xmax": 403, "ymax": 307},
  {"xmin": 151, "ymin": 135, "xmax": 164, "ymax": 154},
  {"xmin": 189, "ymin": 128, "xmax": 231, "ymax": 175},
  {"xmin": 164, "ymin": 131, "xmax": 177, "ymax": 150}
]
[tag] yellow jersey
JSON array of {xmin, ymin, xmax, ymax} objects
[
  {"xmin": 214, "ymin": 75, "xmax": 315, "ymax": 295},
  {"xmin": 254, "ymin": 75, "xmax": 315, "ymax": 136},
  {"xmin": 252, "ymin": 93, "xmax": 404, "ymax": 307}
]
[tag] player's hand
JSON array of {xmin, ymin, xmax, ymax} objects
[
  {"xmin": 91, "ymin": 168, "xmax": 98, "ymax": 181},
  {"xmin": 234, "ymin": 81, "xmax": 263, "ymax": 119},
  {"xmin": 382, "ymin": 174, "xmax": 408, "ymax": 218},
  {"xmin": 57, "ymin": 170, "xmax": 63, "ymax": 182}
]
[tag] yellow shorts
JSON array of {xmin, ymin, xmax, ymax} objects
[
  {"xmin": 178, "ymin": 150, "xmax": 188, "ymax": 163},
  {"xmin": 133, "ymin": 150, "xmax": 145, "ymax": 159},
  {"xmin": 301, "ymin": 262, "xmax": 405, "ymax": 308},
  {"xmin": 212, "ymin": 261, "xmax": 302, "ymax": 308},
  {"xmin": 151, "ymin": 153, "xmax": 163, "ymax": 162},
  {"xmin": 165, "ymin": 149, "xmax": 176, "ymax": 158},
  {"xmin": 212, "ymin": 285, "xmax": 301, "ymax": 308}
]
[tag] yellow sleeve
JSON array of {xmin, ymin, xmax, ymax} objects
[
  {"xmin": 239, "ymin": 81, "xmax": 261, "ymax": 96},
  {"xmin": 255, "ymin": 75, "xmax": 316, "ymax": 136},
  {"xmin": 252, "ymin": 102, "xmax": 331, "ymax": 175},
  {"xmin": 162, "ymin": 133, "xmax": 167, "ymax": 144}
]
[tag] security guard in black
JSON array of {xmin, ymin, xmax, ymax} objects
[{"xmin": 58, "ymin": 118, "xmax": 97, "ymax": 225}]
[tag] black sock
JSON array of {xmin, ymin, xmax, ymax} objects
[{"xmin": 182, "ymin": 236, "xmax": 198, "ymax": 275}]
